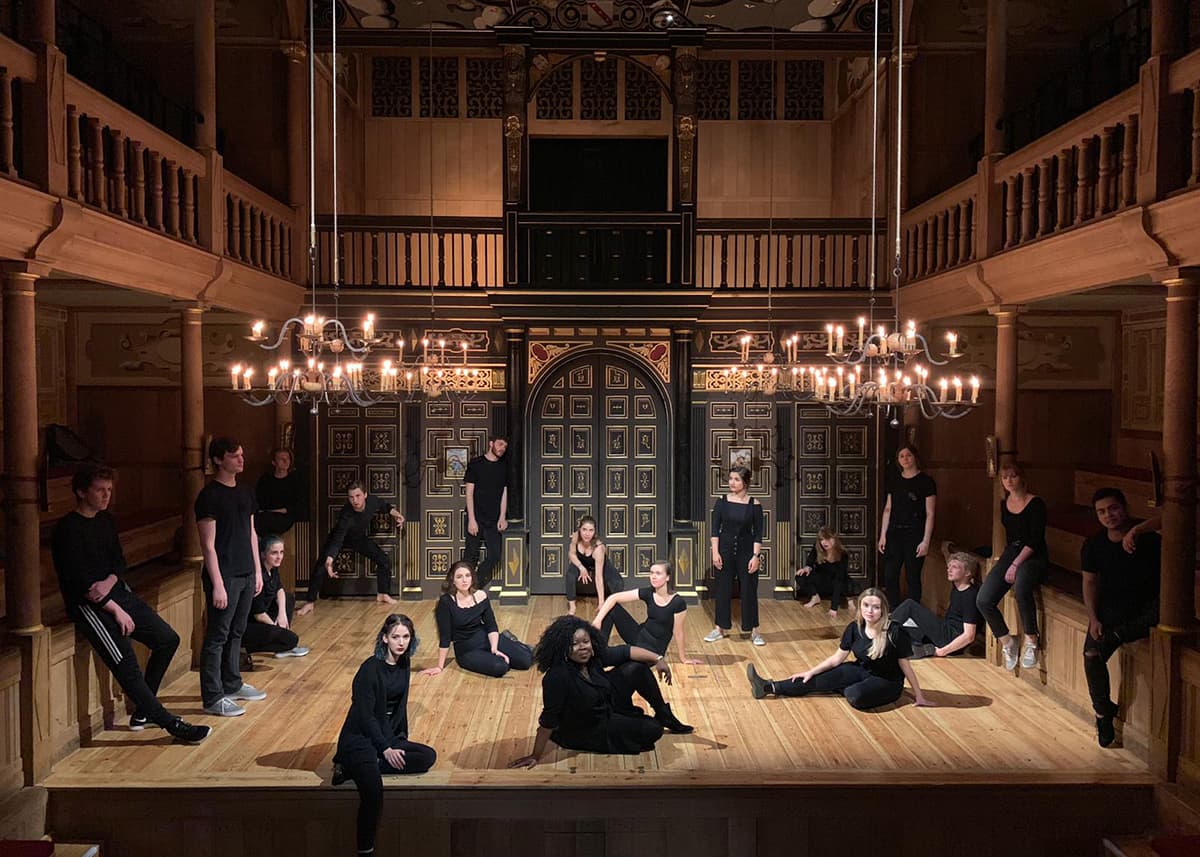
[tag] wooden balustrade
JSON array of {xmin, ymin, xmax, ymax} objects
[
  {"xmin": 695, "ymin": 219, "xmax": 883, "ymax": 289},
  {"xmin": 315, "ymin": 216, "xmax": 504, "ymax": 288},
  {"xmin": 223, "ymin": 170, "xmax": 295, "ymax": 279},
  {"xmin": 66, "ymin": 77, "xmax": 204, "ymax": 244},
  {"xmin": 1169, "ymin": 49, "xmax": 1200, "ymax": 189},
  {"xmin": 0, "ymin": 34, "xmax": 36, "ymax": 181},
  {"xmin": 899, "ymin": 177, "xmax": 976, "ymax": 282}
]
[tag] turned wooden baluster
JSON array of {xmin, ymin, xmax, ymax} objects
[
  {"xmin": 1020, "ymin": 166, "xmax": 1035, "ymax": 243},
  {"xmin": 67, "ymin": 106, "xmax": 82, "ymax": 199},
  {"xmin": 282, "ymin": 226, "xmax": 291, "ymax": 278},
  {"xmin": 149, "ymin": 154, "xmax": 163, "ymax": 229},
  {"xmin": 165, "ymin": 160, "xmax": 180, "ymax": 237},
  {"xmin": 932, "ymin": 211, "xmax": 944, "ymax": 271},
  {"xmin": 88, "ymin": 118, "xmax": 105, "ymax": 209},
  {"xmin": 1073, "ymin": 140, "xmax": 1089, "ymax": 225},
  {"xmin": 719, "ymin": 234, "xmax": 728, "ymax": 288},
  {"xmin": 181, "ymin": 170, "xmax": 195, "ymax": 242},
  {"xmin": 1190, "ymin": 87, "xmax": 1200, "ymax": 186},
  {"xmin": 955, "ymin": 203, "xmax": 967, "ymax": 264},
  {"xmin": 131, "ymin": 143, "xmax": 146, "ymax": 224},
  {"xmin": 1056, "ymin": 148, "xmax": 1071, "ymax": 229},
  {"xmin": 0, "ymin": 68, "xmax": 13, "ymax": 176},
  {"xmin": 250, "ymin": 207, "xmax": 261, "ymax": 268},
  {"xmin": 1098, "ymin": 126, "xmax": 1115, "ymax": 214},
  {"xmin": 270, "ymin": 218, "xmax": 281, "ymax": 274},
  {"xmin": 228, "ymin": 195, "xmax": 241, "ymax": 258},
  {"xmin": 111, "ymin": 132, "xmax": 127, "ymax": 217},
  {"xmin": 239, "ymin": 200, "xmax": 251, "ymax": 262},
  {"xmin": 786, "ymin": 234, "xmax": 796, "ymax": 287},
  {"xmin": 262, "ymin": 212, "xmax": 271, "ymax": 269},
  {"xmin": 1121, "ymin": 115, "xmax": 1137, "ymax": 206},
  {"xmin": 1003, "ymin": 176, "xmax": 1018, "ymax": 248},
  {"xmin": 947, "ymin": 204, "xmax": 960, "ymax": 265},
  {"xmin": 904, "ymin": 227, "xmax": 914, "ymax": 279},
  {"xmin": 1038, "ymin": 158, "xmax": 1053, "ymax": 235}
]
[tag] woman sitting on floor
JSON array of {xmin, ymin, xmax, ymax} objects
[
  {"xmin": 794, "ymin": 526, "xmax": 859, "ymax": 620},
  {"xmin": 892, "ymin": 548, "xmax": 982, "ymax": 659},
  {"xmin": 242, "ymin": 535, "xmax": 309, "ymax": 660},
  {"xmin": 746, "ymin": 587, "xmax": 931, "ymax": 711},
  {"xmin": 509, "ymin": 615, "xmax": 688, "ymax": 768},
  {"xmin": 331, "ymin": 613, "xmax": 437, "ymax": 857},
  {"xmin": 421, "ymin": 560, "xmax": 533, "ymax": 679},
  {"xmin": 565, "ymin": 515, "xmax": 640, "ymax": 645}
]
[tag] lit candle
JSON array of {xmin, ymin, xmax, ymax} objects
[
  {"xmin": 835, "ymin": 325, "xmax": 845, "ymax": 354},
  {"xmin": 462, "ymin": 341, "xmax": 469, "ymax": 364},
  {"xmin": 242, "ymin": 367, "xmax": 253, "ymax": 389},
  {"xmin": 397, "ymin": 339, "xmax": 405, "ymax": 362},
  {"xmin": 947, "ymin": 331, "xmax": 958, "ymax": 357},
  {"xmin": 848, "ymin": 372, "xmax": 856, "ymax": 398},
  {"xmin": 252, "ymin": 320, "xmax": 265, "ymax": 339},
  {"xmin": 280, "ymin": 359, "xmax": 290, "ymax": 373},
  {"xmin": 364, "ymin": 314, "xmax": 375, "ymax": 339},
  {"xmin": 953, "ymin": 376, "xmax": 963, "ymax": 402},
  {"xmin": 857, "ymin": 317, "xmax": 866, "ymax": 349},
  {"xmin": 939, "ymin": 378, "xmax": 949, "ymax": 401},
  {"xmin": 877, "ymin": 326, "xmax": 887, "ymax": 355},
  {"xmin": 268, "ymin": 367, "xmax": 278, "ymax": 390},
  {"xmin": 422, "ymin": 337, "xmax": 429, "ymax": 360},
  {"xmin": 906, "ymin": 320, "xmax": 916, "ymax": 352},
  {"xmin": 836, "ymin": 366, "xmax": 844, "ymax": 396},
  {"xmin": 304, "ymin": 314, "xmax": 315, "ymax": 336},
  {"xmin": 231, "ymin": 364, "xmax": 241, "ymax": 390},
  {"xmin": 827, "ymin": 377, "xmax": 837, "ymax": 401},
  {"xmin": 741, "ymin": 334, "xmax": 751, "ymax": 364},
  {"xmin": 970, "ymin": 376, "xmax": 980, "ymax": 404},
  {"xmin": 439, "ymin": 338, "xmax": 446, "ymax": 362},
  {"xmin": 406, "ymin": 370, "xmax": 413, "ymax": 392},
  {"xmin": 825, "ymin": 323, "xmax": 834, "ymax": 354},
  {"xmin": 332, "ymin": 365, "xmax": 343, "ymax": 389},
  {"xmin": 878, "ymin": 368, "xmax": 888, "ymax": 400}
]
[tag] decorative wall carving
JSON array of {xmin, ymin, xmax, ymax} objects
[
  {"xmin": 536, "ymin": 63, "xmax": 574, "ymax": 120},
  {"xmin": 466, "ymin": 58, "xmax": 504, "ymax": 118},
  {"xmin": 737, "ymin": 60, "xmax": 776, "ymax": 121},
  {"xmin": 580, "ymin": 57, "xmax": 617, "ymax": 121},
  {"xmin": 697, "ymin": 60, "xmax": 731, "ymax": 120},
  {"xmin": 708, "ymin": 330, "xmax": 774, "ymax": 354},
  {"xmin": 36, "ymin": 306, "xmax": 68, "ymax": 427},
  {"xmin": 419, "ymin": 56, "xmax": 459, "ymax": 118},
  {"xmin": 528, "ymin": 340, "xmax": 590, "ymax": 383},
  {"xmin": 421, "ymin": 328, "xmax": 491, "ymax": 351},
  {"xmin": 784, "ymin": 59, "xmax": 825, "ymax": 120},
  {"xmin": 625, "ymin": 61, "xmax": 662, "ymax": 121},
  {"xmin": 504, "ymin": 114, "xmax": 524, "ymax": 201},
  {"xmin": 611, "ymin": 341, "xmax": 670, "ymax": 383},
  {"xmin": 1121, "ymin": 319, "xmax": 1165, "ymax": 432},
  {"xmin": 371, "ymin": 56, "xmax": 413, "ymax": 118}
]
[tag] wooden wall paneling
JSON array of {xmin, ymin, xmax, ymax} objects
[
  {"xmin": 830, "ymin": 59, "xmax": 887, "ymax": 218},
  {"xmin": 0, "ymin": 648, "xmax": 22, "ymax": 798},
  {"xmin": 1179, "ymin": 647, "xmax": 1200, "ymax": 788},
  {"xmin": 696, "ymin": 122, "xmax": 832, "ymax": 218}
]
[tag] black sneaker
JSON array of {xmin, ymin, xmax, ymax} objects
[
  {"xmin": 1097, "ymin": 714, "xmax": 1116, "ymax": 748},
  {"xmin": 166, "ymin": 718, "xmax": 211, "ymax": 745},
  {"xmin": 331, "ymin": 763, "xmax": 348, "ymax": 786},
  {"xmin": 746, "ymin": 663, "xmax": 768, "ymax": 699},
  {"xmin": 129, "ymin": 714, "xmax": 150, "ymax": 731},
  {"xmin": 909, "ymin": 643, "xmax": 938, "ymax": 660},
  {"xmin": 239, "ymin": 650, "xmax": 255, "ymax": 672}
]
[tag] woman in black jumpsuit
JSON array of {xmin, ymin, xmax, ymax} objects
[
  {"xmin": 331, "ymin": 614, "xmax": 436, "ymax": 857},
  {"xmin": 706, "ymin": 466, "xmax": 765, "ymax": 645},
  {"xmin": 565, "ymin": 515, "xmax": 640, "ymax": 645},
  {"xmin": 422, "ymin": 560, "xmax": 532, "ymax": 678},
  {"xmin": 508, "ymin": 616, "xmax": 685, "ymax": 768}
]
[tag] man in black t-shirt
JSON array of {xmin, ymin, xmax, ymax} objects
[
  {"xmin": 1082, "ymin": 487, "xmax": 1161, "ymax": 748},
  {"xmin": 892, "ymin": 548, "xmax": 982, "ymax": 658},
  {"xmin": 255, "ymin": 447, "xmax": 306, "ymax": 536},
  {"xmin": 51, "ymin": 465, "xmax": 209, "ymax": 744},
  {"xmin": 297, "ymin": 481, "xmax": 404, "ymax": 614},
  {"xmin": 195, "ymin": 437, "xmax": 265, "ymax": 717},
  {"xmin": 462, "ymin": 434, "xmax": 509, "ymax": 589}
]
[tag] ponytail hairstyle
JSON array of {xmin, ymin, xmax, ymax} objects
[
  {"xmin": 649, "ymin": 559, "xmax": 675, "ymax": 594},
  {"xmin": 258, "ymin": 534, "xmax": 285, "ymax": 570},
  {"xmin": 374, "ymin": 613, "xmax": 419, "ymax": 661},
  {"xmin": 856, "ymin": 587, "xmax": 892, "ymax": 660}
]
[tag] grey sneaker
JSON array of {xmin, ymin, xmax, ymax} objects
[
  {"xmin": 203, "ymin": 697, "xmax": 245, "ymax": 717},
  {"xmin": 230, "ymin": 683, "xmax": 266, "ymax": 701},
  {"xmin": 1002, "ymin": 643, "xmax": 1019, "ymax": 671},
  {"xmin": 751, "ymin": 632, "xmax": 766, "ymax": 647},
  {"xmin": 1020, "ymin": 642, "xmax": 1038, "ymax": 669},
  {"xmin": 703, "ymin": 628, "xmax": 726, "ymax": 643},
  {"xmin": 274, "ymin": 646, "xmax": 311, "ymax": 659}
]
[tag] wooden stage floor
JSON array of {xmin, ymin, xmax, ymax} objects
[{"xmin": 44, "ymin": 597, "xmax": 1150, "ymax": 790}]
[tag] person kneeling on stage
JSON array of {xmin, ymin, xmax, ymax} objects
[
  {"xmin": 242, "ymin": 535, "xmax": 309, "ymax": 661},
  {"xmin": 332, "ymin": 613, "xmax": 436, "ymax": 857},
  {"xmin": 794, "ymin": 526, "xmax": 859, "ymax": 620},
  {"xmin": 298, "ymin": 481, "xmax": 402, "ymax": 615},
  {"xmin": 746, "ymin": 588, "xmax": 932, "ymax": 711},
  {"xmin": 51, "ymin": 464, "xmax": 210, "ymax": 744},
  {"xmin": 421, "ymin": 561, "xmax": 533, "ymax": 678},
  {"xmin": 891, "ymin": 548, "xmax": 982, "ymax": 659},
  {"xmin": 509, "ymin": 616, "xmax": 687, "ymax": 768}
]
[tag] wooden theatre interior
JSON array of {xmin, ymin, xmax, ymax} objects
[{"xmin": 0, "ymin": 0, "xmax": 1199, "ymax": 854}]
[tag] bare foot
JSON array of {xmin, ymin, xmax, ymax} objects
[
  {"xmin": 296, "ymin": 602, "xmax": 315, "ymax": 616},
  {"xmin": 376, "ymin": 593, "xmax": 397, "ymax": 604},
  {"xmin": 803, "ymin": 595, "xmax": 821, "ymax": 608}
]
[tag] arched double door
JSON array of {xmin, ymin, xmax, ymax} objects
[{"xmin": 527, "ymin": 352, "xmax": 671, "ymax": 595}]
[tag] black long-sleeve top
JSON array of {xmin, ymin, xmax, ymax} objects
[
  {"xmin": 255, "ymin": 472, "xmax": 307, "ymax": 519},
  {"xmin": 50, "ymin": 511, "xmax": 127, "ymax": 613},
  {"xmin": 434, "ymin": 593, "xmax": 498, "ymax": 648},
  {"xmin": 710, "ymin": 497, "xmax": 763, "ymax": 557},
  {"xmin": 803, "ymin": 546, "xmax": 855, "ymax": 607},
  {"xmin": 250, "ymin": 565, "xmax": 284, "ymax": 617},
  {"xmin": 1000, "ymin": 495, "xmax": 1048, "ymax": 557},
  {"xmin": 334, "ymin": 655, "xmax": 413, "ymax": 768},
  {"xmin": 537, "ymin": 644, "xmax": 634, "ymax": 752},
  {"xmin": 321, "ymin": 494, "xmax": 395, "ymax": 560}
]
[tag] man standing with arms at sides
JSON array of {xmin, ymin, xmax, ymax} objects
[
  {"xmin": 297, "ymin": 481, "xmax": 404, "ymax": 614},
  {"xmin": 463, "ymin": 433, "xmax": 509, "ymax": 589},
  {"xmin": 52, "ymin": 464, "xmax": 210, "ymax": 743},
  {"xmin": 195, "ymin": 437, "xmax": 267, "ymax": 717}
]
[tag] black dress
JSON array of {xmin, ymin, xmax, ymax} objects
[{"xmin": 710, "ymin": 497, "xmax": 764, "ymax": 631}]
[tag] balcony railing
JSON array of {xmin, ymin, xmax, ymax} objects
[
  {"xmin": 0, "ymin": 31, "xmax": 32, "ymax": 180},
  {"xmin": 696, "ymin": 219, "xmax": 884, "ymax": 289},
  {"xmin": 517, "ymin": 213, "xmax": 683, "ymax": 287}
]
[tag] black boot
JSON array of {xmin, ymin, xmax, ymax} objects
[
  {"xmin": 331, "ymin": 763, "xmax": 348, "ymax": 786},
  {"xmin": 655, "ymin": 703, "xmax": 693, "ymax": 734}
]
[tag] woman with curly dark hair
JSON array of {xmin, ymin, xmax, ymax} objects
[
  {"xmin": 508, "ymin": 615, "xmax": 687, "ymax": 768},
  {"xmin": 331, "ymin": 613, "xmax": 436, "ymax": 856}
]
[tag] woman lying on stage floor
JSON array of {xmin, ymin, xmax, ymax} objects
[
  {"xmin": 509, "ymin": 615, "xmax": 691, "ymax": 768},
  {"xmin": 331, "ymin": 613, "xmax": 437, "ymax": 857},
  {"xmin": 565, "ymin": 515, "xmax": 640, "ymax": 645},
  {"xmin": 745, "ymin": 588, "xmax": 932, "ymax": 711},
  {"xmin": 422, "ymin": 560, "xmax": 533, "ymax": 679}
]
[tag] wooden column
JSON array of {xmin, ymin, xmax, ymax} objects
[
  {"xmin": 179, "ymin": 302, "xmax": 207, "ymax": 664},
  {"xmin": 672, "ymin": 328, "xmax": 693, "ymax": 523},
  {"xmin": 283, "ymin": 41, "xmax": 308, "ymax": 281},
  {"xmin": 673, "ymin": 45, "xmax": 699, "ymax": 286},
  {"xmin": 1137, "ymin": 0, "xmax": 1189, "ymax": 204},
  {"xmin": 20, "ymin": 0, "xmax": 67, "ymax": 196},
  {"xmin": 989, "ymin": 306, "xmax": 1019, "ymax": 560},
  {"xmin": 194, "ymin": 0, "xmax": 222, "ymax": 252},
  {"xmin": 3, "ymin": 262, "xmax": 52, "ymax": 784},
  {"xmin": 983, "ymin": 0, "xmax": 1007, "ymax": 157}
]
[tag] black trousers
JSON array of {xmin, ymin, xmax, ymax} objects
[
  {"xmin": 344, "ymin": 740, "xmax": 437, "ymax": 855},
  {"xmin": 770, "ymin": 663, "xmax": 904, "ymax": 711},
  {"xmin": 200, "ymin": 574, "xmax": 256, "ymax": 707},
  {"xmin": 454, "ymin": 627, "xmax": 533, "ymax": 677},
  {"xmin": 714, "ymin": 549, "xmax": 758, "ymax": 631},
  {"xmin": 242, "ymin": 592, "xmax": 299, "ymax": 654},
  {"xmin": 463, "ymin": 520, "xmax": 503, "ymax": 589},
  {"xmin": 891, "ymin": 598, "xmax": 956, "ymax": 648},
  {"xmin": 977, "ymin": 543, "xmax": 1047, "ymax": 640},
  {"xmin": 883, "ymin": 526, "xmax": 926, "ymax": 607},
  {"xmin": 72, "ymin": 585, "xmax": 180, "ymax": 727},
  {"xmin": 559, "ymin": 661, "xmax": 666, "ymax": 755},
  {"xmin": 566, "ymin": 561, "xmax": 640, "ymax": 645},
  {"xmin": 307, "ymin": 535, "xmax": 392, "ymax": 601},
  {"xmin": 1084, "ymin": 605, "xmax": 1156, "ymax": 716}
]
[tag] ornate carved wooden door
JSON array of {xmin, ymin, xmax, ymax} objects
[{"xmin": 528, "ymin": 352, "xmax": 670, "ymax": 595}]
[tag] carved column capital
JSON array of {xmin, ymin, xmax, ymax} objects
[{"xmin": 280, "ymin": 40, "xmax": 307, "ymax": 63}]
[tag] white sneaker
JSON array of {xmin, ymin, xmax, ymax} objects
[
  {"xmin": 1020, "ymin": 642, "xmax": 1038, "ymax": 669},
  {"xmin": 230, "ymin": 683, "xmax": 267, "ymax": 701},
  {"xmin": 274, "ymin": 646, "xmax": 311, "ymax": 659},
  {"xmin": 203, "ymin": 697, "xmax": 246, "ymax": 717},
  {"xmin": 1002, "ymin": 643, "xmax": 1019, "ymax": 671},
  {"xmin": 703, "ymin": 628, "xmax": 726, "ymax": 643},
  {"xmin": 751, "ymin": 633, "xmax": 766, "ymax": 646}
]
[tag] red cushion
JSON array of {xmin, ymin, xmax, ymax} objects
[
  {"xmin": 0, "ymin": 842, "xmax": 54, "ymax": 857},
  {"xmin": 1151, "ymin": 835, "xmax": 1200, "ymax": 857}
]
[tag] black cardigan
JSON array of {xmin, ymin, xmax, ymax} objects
[{"xmin": 334, "ymin": 655, "xmax": 412, "ymax": 767}]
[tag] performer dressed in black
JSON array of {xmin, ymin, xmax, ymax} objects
[
  {"xmin": 877, "ymin": 444, "xmax": 937, "ymax": 608},
  {"xmin": 421, "ymin": 561, "xmax": 533, "ymax": 678},
  {"xmin": 794, "ymin": 526, "xmax": 859, "ymax": 619},
  {"xmin": 331, "ymin": 613, "xmax": 436, "ymax": 857},
  {"xmin": 705, "ymin": 466, "xmax": 765, "ymax": 646},
  {"xmin": 254, "ymin": 447, "xmax": 305, "ymax": 536},
  {"xmin": 565, "ymin": 515, "xmax": 640, "ymax": 645},
  {"xmin": 462, "ymin": 433, "xmax": 509, "ymax": 589},
  {"xmin": 299, "ymin": 481, "xmax": 403, "ymax": 614}
]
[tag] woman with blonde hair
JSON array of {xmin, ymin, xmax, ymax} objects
[
  {"xmin": 746, "ymin": 588, "xmax": 931, "ymax": 710},
  {"xmin": 794, "ymin": 526, "xmax": 858, "ymax": 619},
  {"xmin": 892, "ymin": 549, "xmax": 982, "ymax": 659}
]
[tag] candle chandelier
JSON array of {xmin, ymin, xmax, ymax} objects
[
  {"xmin": 231, "ymin": 3, "xmax": 485, "ymax": 411},
  {"xmin": 720, "ymin": 0, "xmax": 983, "ymax": 421}
]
